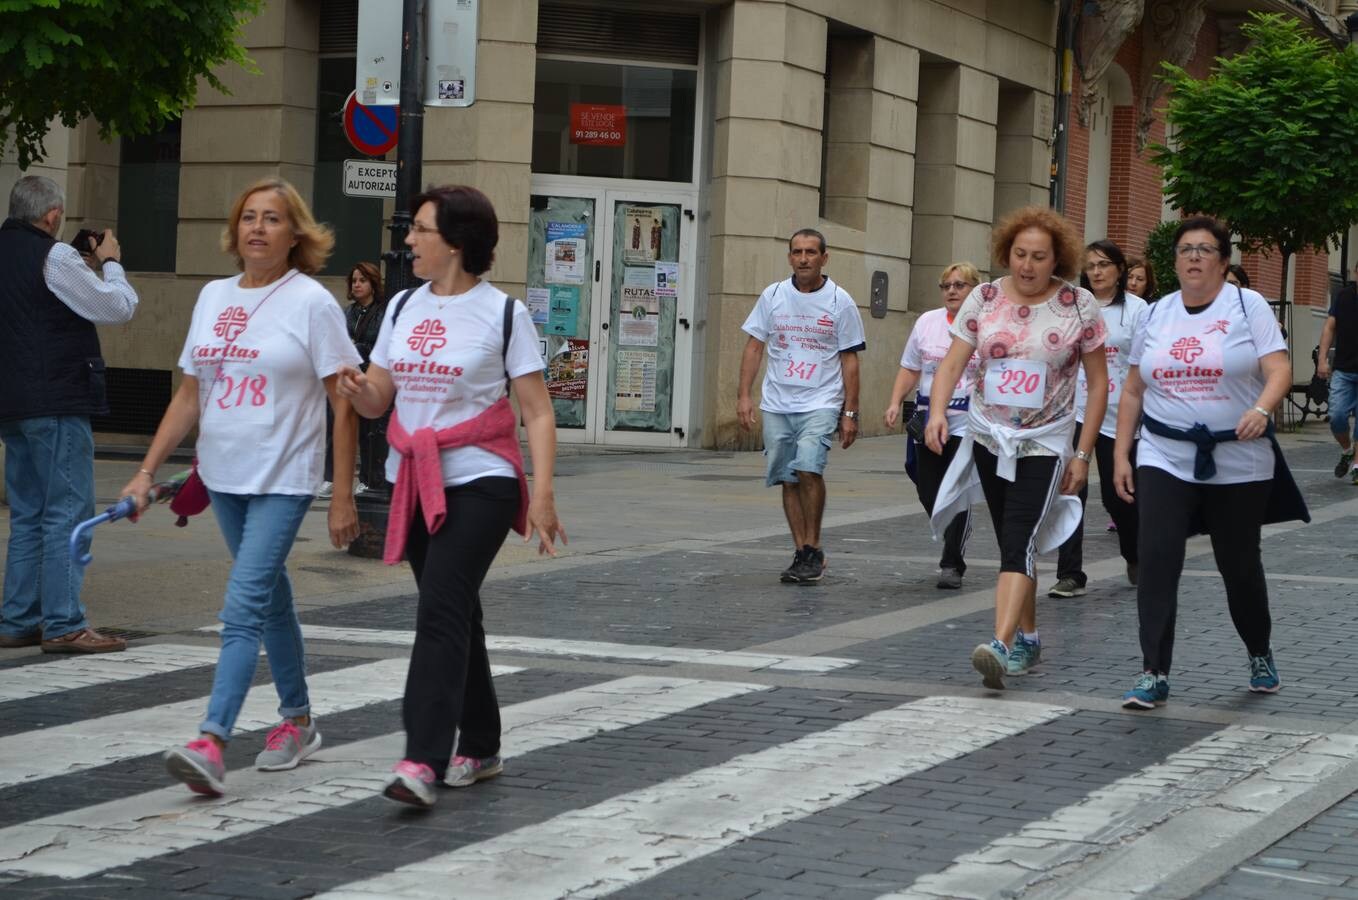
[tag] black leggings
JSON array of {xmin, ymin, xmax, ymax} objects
[
  {"xmin": 1056, "ymin": 432, "xmax": 1138, "ymax": 584},
  {"xmin": 402, "ymin": 476, "xmax": 519, "ymax": 779},
  {"xmin": 912, "ymin": 436, "xmax": 971, "ymax": 572},
  {"xmin": 1136, "ymin": 466, "xmax": 1272, "ymax": 674},
  {"xmin": 973, "ymin": 444, "xmax": 1062, "ymax": 579}
]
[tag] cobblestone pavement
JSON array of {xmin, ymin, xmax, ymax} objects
[{"xmin": 2, "ymin": 432, "xmax": 1358, "ymax": 898}]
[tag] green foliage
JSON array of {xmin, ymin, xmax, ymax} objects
[
  {"xmin": 0, "ymin": 0, "xmax": 261, "ymax": 169},
  {"xmin": 1143, "ymin": 220, "xmax": 1180, "ymax": 298},
  {"xmin": 1150, "ymin": 12, "xmax": 1358, "ymax": 289}
]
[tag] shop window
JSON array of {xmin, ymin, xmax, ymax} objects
[
  {"xmin": 117, "ymin": 119, "xmax": 180, "ymax": 272},
  {"xmin": 314, "ymin": 55, "xmax": 383, "ymax": 277},
  {"xmin": 532, "ymin": 59, "xmax": 697, "ymax": 183}
]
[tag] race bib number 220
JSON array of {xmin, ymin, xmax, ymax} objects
[{"xmin": 984, "ymin": 358, "xmax": 1046, "ymax": 410}]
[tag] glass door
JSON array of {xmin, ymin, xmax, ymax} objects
[
  {"xmin": 600, "ymin": 199, "xmax": 682, "ymax": 434},
  {"xmin": 527, "ymin": 194, "xmax": 600, "ymax": 437}
]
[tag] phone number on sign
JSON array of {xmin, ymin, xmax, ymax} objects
[{"xmin": 572, "ymin": 129, "xmax": 623, "ymax": 142}]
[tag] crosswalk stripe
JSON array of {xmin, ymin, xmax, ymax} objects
[
  {"xmin": 878, "ymin": 723, "xmax": 1323, "ymax": 899},
  {"xmin": 0, "ymin": 644, "xmax": 224, "ymax": 703},
  {"xmin": 0, "ymin": 676, "xmax": 766, "ymax": 879},
  {"xmin": 222, "ymin": 623, "xmax": 859, "ymax": 673},
  {"xmin": 0, "ymin": 659, "xmax": 523, "ymax": 790},
  {"xmin": 316, "ymin": 695, "xmax": 1072, "ymax": 900}
]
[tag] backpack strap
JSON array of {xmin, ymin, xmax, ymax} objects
[
  {"xmin": 390, "ymin": 288, "xmax": 415, "ymax": 326},
  {"xmin": 502, "ymin": 295, "xmax": 515, "ymax": 393}
]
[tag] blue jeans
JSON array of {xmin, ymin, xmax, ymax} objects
[
  {"xmin": 1329, "ymin": 370, "xmax": 1358, "ymax": 442},
  {"xmin": 201, "ymin": 491, "xmax": 313, "ymax": 741},
  {"xmin": 0, "ymin": 416, "xmax": 94, "ymax": 640},
  {"xmin": 762, "ymin": 408, "xmax": 840, "ymax": 487}
]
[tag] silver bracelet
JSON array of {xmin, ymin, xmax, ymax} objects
[
  {"xmin": 1251, "ymin": 406, "xmax": 1270, "ymax": 418},
  {"xmin": 137, "ymin": 468, "xmax": 155, "ymax": 478}
]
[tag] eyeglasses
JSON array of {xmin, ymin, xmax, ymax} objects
[
  {"xmin": 410, "ymin": 223, "xmax": 440, "ymax": 235},
  {"xmin": 1175, "ymin": 243, "xmax": 1221, "ymax": 258},
  {"xmin": 938, "ymin": 281, "xmax": 973, "ymax": 291},
  {"xmin": 1083, "ymin": 260, "xmax": 1117, "ymax": 272}
]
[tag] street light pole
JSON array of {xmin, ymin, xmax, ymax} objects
[
  {"xmin": 1344, "ymin": 12, "xmax": 1358, "ymax": 289},
  {"xmin": 352, "ymin": 0, "xmax": 424, "ymax": 558}
]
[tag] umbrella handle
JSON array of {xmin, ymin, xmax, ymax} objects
[{"xmin": 68, "ymin": 496, "xmax": 140, "ymax": 567}]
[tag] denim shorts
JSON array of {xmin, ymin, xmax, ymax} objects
[
  {"xmin": 762, "ymin": 408, "xmax": 840, "ymax": 487},
  {"xmin": 1330, "ymin": 370, "xmax": 1358, "ymax": 438}
]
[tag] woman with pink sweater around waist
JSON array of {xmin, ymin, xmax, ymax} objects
[{"xmin": 336, "ymin": 184, "xmax": 566, "ymax": 808}]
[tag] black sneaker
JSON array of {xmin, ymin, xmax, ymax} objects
[
  {"xmin": 1337, "ymin": 449, "xmax": 1355, "ymax": 478},
  {"xmin": 936, "ymin": 567, "xmax": 963, "ymax": 589},
  {"xmin": 780, "ymin": 547, "xmax": 807, "ymax": 583},
  {"xmin": 794, "ymin": 545, "xmax": 826, "ymax": 583}
]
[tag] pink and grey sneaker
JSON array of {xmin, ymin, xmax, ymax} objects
[
  {"xmin": 383, "ymin": 759, "xmax": 437, "ymax": 807},
  {"xmin": 255, "ymin": 719, "xmax": 322, "ymax": 771},
  {"xmin": 164, "ymin": 738, "xmax": 226, "ymax": 796},
  {"xmin": 443, "ymin": 754, "xmax": 503, "ymax": 788}
]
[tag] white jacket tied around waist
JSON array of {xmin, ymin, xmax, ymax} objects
[{"xmin": 928, "ymin": 407, "xmax": 1082, "ymax": 556}]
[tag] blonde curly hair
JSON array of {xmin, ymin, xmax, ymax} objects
[{"xmin": 221, "ymin": 177, "xmax": 334, "ymax": 275}]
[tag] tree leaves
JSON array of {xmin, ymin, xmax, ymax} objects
[
  {"xmin": 0, "ymin": 0, "xmax": 261, "ymax": 168},
  {"xmin": 1150, "ymin": 12, "xmax": 1358, "ymax": 286}
]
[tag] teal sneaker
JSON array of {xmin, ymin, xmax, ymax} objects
[
  {"xmin": 1248, "ymin": 652, "xmax": 1280, "ymax": 693},
  {"xmin": 1007, "ymin": 639, "xmax": 1041, "ymax": 676},
  {"xmin": 1121, "ymin": 671, "xmax": 1169, "ymax": 710},
  {"xmin": 971, "ymin": 639, "xmax": 1008, "ymax": 690}
]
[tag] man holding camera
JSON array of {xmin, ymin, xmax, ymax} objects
[
  {"xmin": 737, "ymin": 228, "xmax": 865, "ymax": 584},
  {"xmin": 0, "ymin": 175, "xmax": 138, "ymax": 653}
]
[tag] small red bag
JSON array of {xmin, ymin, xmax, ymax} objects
[{"xmin": 169, "ymin": 463, "xmax": 211, "ymax": 527}]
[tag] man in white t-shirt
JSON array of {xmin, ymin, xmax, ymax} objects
[{"xmin": 737, "ymin": 229, "xmax": 867, "ymax": 584}]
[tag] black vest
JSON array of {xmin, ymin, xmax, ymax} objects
[{"xmin": 0, "ymin": 218, "xmax": 108, "ymax": 422}]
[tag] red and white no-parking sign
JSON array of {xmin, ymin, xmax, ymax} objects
[{"xmin": 342, "ymin": 91, "xmax": 399, "ymax": 157}]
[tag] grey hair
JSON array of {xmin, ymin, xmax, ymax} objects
[{"xmin": 8, "ymin": 175, "xmax": 64, "ymax": 224}]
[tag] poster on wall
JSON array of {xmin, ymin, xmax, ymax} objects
[
  {"xmin": 546, "ymin": 285, "xmax": 580, "ymax": 336},
  {"xmin": 545, "ymin": 222, "xmax": 586, "ymax": 284},
  {"xmin": 655, "ymin": 260, "xmax": 679, "ymax": 298},
  {"xmin": 569, "ymin": 103, "xmax": 627, "ymax": 147},
  {"xmin": 614, "ymin": 350, "xmax": 657, "ymax": 412},
  {"xmin": 622, "ymin": 207, "xmax": 660, "ymax": 264},
  {"xmin": 618, "ymin": 266, "xmax": 659, "ymax": 346},
  {"xmin": 546, "ymin": 338, "xmax": 589, "ymax": 400},
  {"xmin": 526, "ymin": 287, "xmax": 550, "ymax": 325}
]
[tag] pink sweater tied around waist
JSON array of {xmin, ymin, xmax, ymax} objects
[{"xmin": 384, "ymin": 395, "xmax": 529, "ymax": 564}]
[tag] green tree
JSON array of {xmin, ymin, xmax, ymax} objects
[
  {"xmin": 1150, "ymin": 12, "xmax": 1358, "ymax": 304},
  {"xmin": 0, "ymin": 0, "xmax": 261, "ymax": 169},
  {"xmin": 1144, "ymin": 220, "xmax": 1180, "ymax": 298}
]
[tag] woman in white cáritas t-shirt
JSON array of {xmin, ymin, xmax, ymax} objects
[
  {"xmin": 1050, "ymin": 240, "xmax": 1149, "ymax": 599},
  {"xmin": 121, "ymin": 178, "xmax": 363, "ymax": 797},
  {"xmin": 884, "ymin": 261, "xmax": 981, "ymax": 590},
  {"xmin": 1112, "ymin": 216, "xmax": 1294, "ymax": 711},
  {"xmin": 337, "ymin": 185, "xmax": 566, "ymax": 809}
]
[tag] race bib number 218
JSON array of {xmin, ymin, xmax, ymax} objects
[{"xmin": 211, "ymin": 372, "xmax": 274, "ymax": 425}]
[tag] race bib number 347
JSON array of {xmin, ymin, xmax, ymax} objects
[{"xmin": 984, "ymin": 358, "xmax": 1046, "ymax": 410}]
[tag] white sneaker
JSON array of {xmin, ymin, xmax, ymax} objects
[{"xmin": 317, "ymin": 481, "xmax": 333, "ymax": 499}]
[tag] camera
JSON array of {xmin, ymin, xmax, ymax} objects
[{"xmin": 70, "ymin": 229, "xmax": 104, "ymax": 252}]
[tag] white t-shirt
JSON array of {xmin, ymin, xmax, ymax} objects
[
  {"xmin": 371, "ymin": 280, "xmax": 544, "ymax": 487},
  {"xmin": 1075, "ymin": 293, "xmax": 1149, "ymax": 437},
  {"xmin": 179, "ymin": 271, "xmax": 361, "ymax": 495},
  {"xmin": 1129, "ymin": 285, "xmax": 1286, "ymax": 484},
  {"xmin": 741, "ymin": 276, "xmax": 867, "ymax": 414},
  {"xmin": 901, "ymin": 307, "xmax": 979, "ymax": 437}
]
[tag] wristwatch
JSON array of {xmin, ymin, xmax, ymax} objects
[
  {"xmin": 841, "ymin": 410, "xmax": 859, "ymax": 420},
  {"xmin": 1074, "ymin": 449, "xmax": 1092, "ymax": 462}
]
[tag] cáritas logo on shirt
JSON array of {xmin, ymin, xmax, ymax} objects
[{"xmin": 191, "ymin": 343, "xmax": 259, "ymax": 363}]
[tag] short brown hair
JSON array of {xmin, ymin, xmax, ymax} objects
[
  {"xmin": 221, "ymin": 177, "xmax": 334, "ymax": 275},
  {"xmin": 412, "ymin": 184, "xmax": 499, "ymax": 276},
  {"xmin": 991, "ymin": 206, "xmax": 1083, "ymax": 281}
]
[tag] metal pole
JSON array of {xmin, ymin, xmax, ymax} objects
[
  {"xmin": 353, "ymin": 0, "xmax": 423, "ymax": 558},
  {"xmin": 1049, "ymin": 0, "xmax": 1077, "ymax": 212}
]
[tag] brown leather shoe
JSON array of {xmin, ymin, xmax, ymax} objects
[
  {"xmin": 0, "ymin": 630, "xmax": 41, "ymax": 648},
  {"xmin": 41, "ymin": 627, "xmax": 127, "ymax": 654}
]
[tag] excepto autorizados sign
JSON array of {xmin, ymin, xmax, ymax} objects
[{"xmin": 342, "ymin": 159, "xmax": 397, "ymax": 198}]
